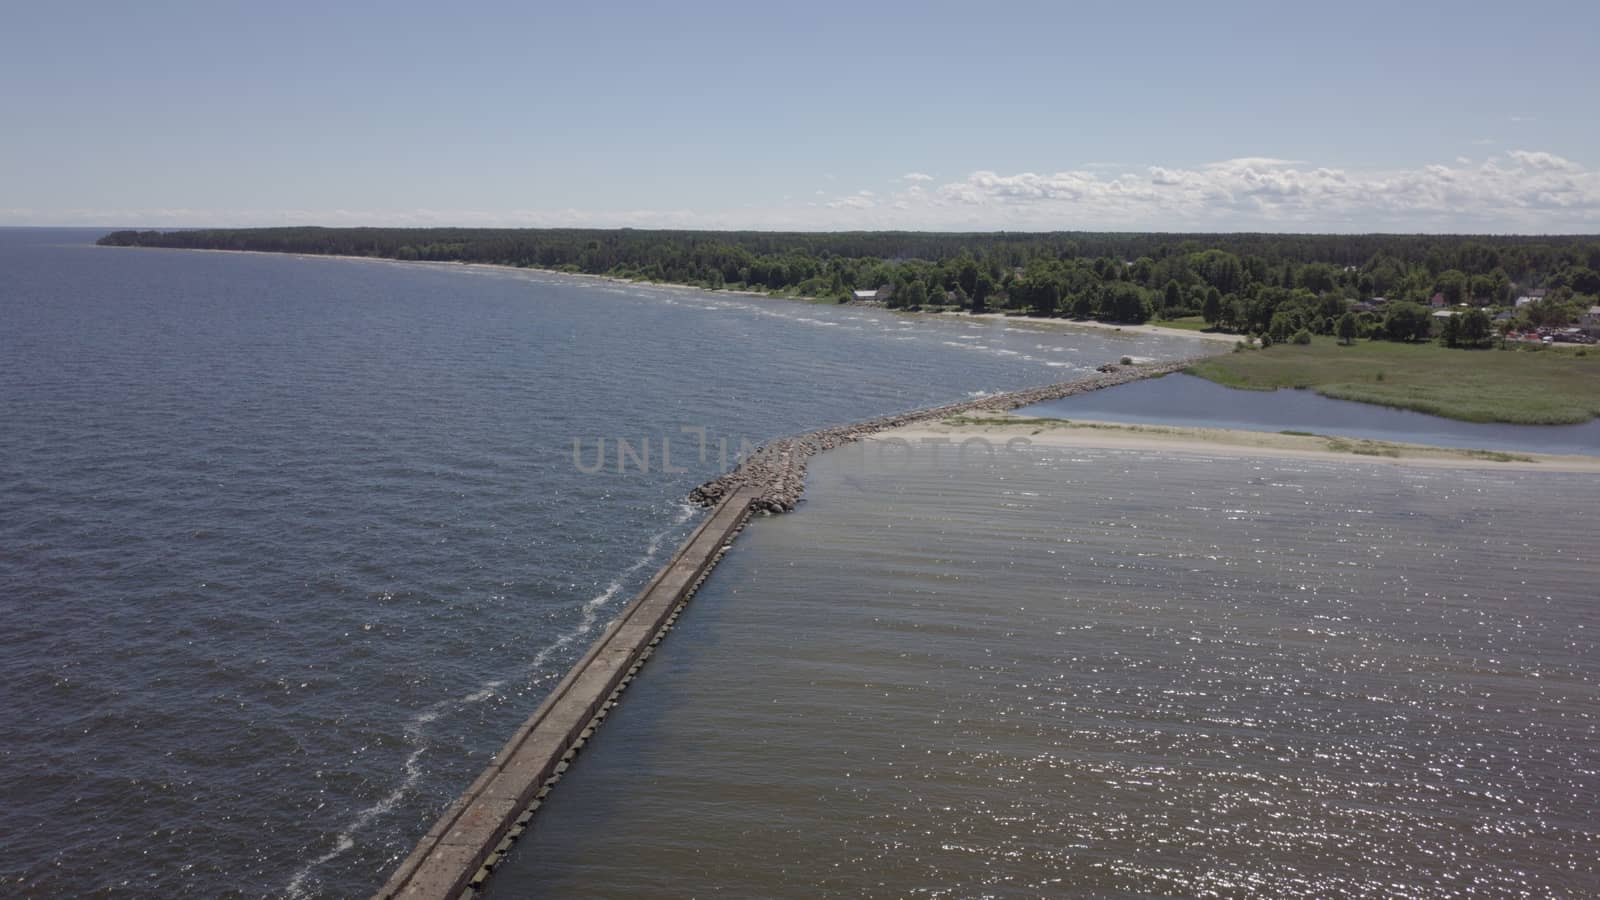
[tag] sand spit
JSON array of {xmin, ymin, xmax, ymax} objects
[
  {"xmin": 890, "ymin": 412, "xmax": 1600, "ymax": 472},
  {"xmin": 689, "ymin": 358, "xmax": 1212, "ymax": 512}
]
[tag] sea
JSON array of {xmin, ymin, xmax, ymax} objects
[
  {"xmin": 0, "ymin": 228, "xmax": 1203, "ymax": 897},
  {"xmin": 488, "ymin": 442, "xmax": 1600, "ymax": 898}
]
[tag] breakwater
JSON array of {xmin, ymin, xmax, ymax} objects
[
  {"xmin": 373, "ymin": 358, "xmax": 1208, "ymax": 899},
  {"xmin": 373, "ymin": 487, "xmax": 761, "ymax": 900},
  {"xmin": 691, "ymin": 357, "xmax": 1208, "ymax": 513}
]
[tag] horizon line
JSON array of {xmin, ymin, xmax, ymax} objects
[{"xmin": 17, "ymin": 224, "xmax": 1600, "ymax": 238}]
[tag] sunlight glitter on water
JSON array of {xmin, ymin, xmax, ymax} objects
[{"xmin": 491, "ymin": 447, "xmax": 1599, "ymax": 898}]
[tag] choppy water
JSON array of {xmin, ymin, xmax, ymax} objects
[
  {"xmin": 1019, "ymin": 372, "xmax": 1600, "ymax": 456},
  {"xmin": 0, "ymin": 229, "xmax": 1204, "ymax": 897},
  {"xmin": 492, "ymin": 443, "xmax": 1600, "ymax": 897}
]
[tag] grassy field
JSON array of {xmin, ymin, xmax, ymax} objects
[
  {"xmin": 1187, "ymin": 338, "xmax": 1600, "ymax": 425},
  {"xmin": 1153, "ymin": 316, "xmax": 1228, "ymax": 333}
]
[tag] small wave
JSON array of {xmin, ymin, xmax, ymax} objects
[{"xmin": 283, "ymin": 502, "xmax": 700, "ymax": 898}]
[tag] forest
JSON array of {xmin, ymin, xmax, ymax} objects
[{"xmin": 98, "ymin": 227, "xmax": 1600, "ymax": 339}]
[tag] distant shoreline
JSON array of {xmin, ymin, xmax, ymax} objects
[{"xmin": 97, "ymin": 243, "xmax": 1239, "ymax": 345}]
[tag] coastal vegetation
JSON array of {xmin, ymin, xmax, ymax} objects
[
  {"xmin": 99, "ymin": 227, "xmax": 1600, "ymax": 426},
  {"xmin": 98, "ymin": 227, "xmax": 1600, "ymax": 331},
  {"xmin": 1188, "ymin": 338, "xmax": 1600, "ymax": 425}
]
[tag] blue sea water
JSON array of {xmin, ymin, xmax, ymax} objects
[
  {"xmin": 1019, "ymin": 372, "xmax": 1600, "ymax": 455},
  {"xmin": 0, "ymin": 229, "xmax": 1206, "ymax": 897}
]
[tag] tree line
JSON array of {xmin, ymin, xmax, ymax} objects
[{"xmin": 98, "ymin": 226, "xmax": 1600, "ymax": 332}]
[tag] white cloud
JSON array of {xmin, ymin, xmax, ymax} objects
[
  {"xmin": 1205, "ymin": 157, "xmax": 1307, "ymax": 169},
  {"xmin": 10, "ymin": 150, "xmax": 1599, "ymax": 233},
  {"xmin": 892, "ymin": 150, "xmax": 1600, "ymax": 231},
  {"xmin": 1506, "ymin": 149, "xmax": 1578, "ymax": 171},
  {"xmin": 901, "ymin": 172, "xmax": 934, "ymax": 182}
]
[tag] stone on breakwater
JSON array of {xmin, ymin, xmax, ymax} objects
[{"xmin": 689, "ymin": 358, "xmax": 1208, "ymax": 513}]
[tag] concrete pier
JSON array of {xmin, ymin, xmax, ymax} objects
[
  {"xmin": 372, "ymin": 361, "xmax": 1217, "ymax": 899},
  {"xmin": 373, "ymin": 486, "xmax": 761, "ymax": 900}
]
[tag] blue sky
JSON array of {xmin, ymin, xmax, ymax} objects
[{"xmin": 4, "ymin": 0, "xmax": 1598, "ymax": 232}]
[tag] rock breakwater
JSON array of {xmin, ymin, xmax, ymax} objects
[{"xmin": 690, "ymin": 358, "xmax": 1207, "ymax": 513}]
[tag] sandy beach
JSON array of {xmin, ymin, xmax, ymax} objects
[
  {"xmin": 532, "ymin": 273, "xmax": 1244, "ymax": 345},
  {"xmin": 882, "ymin": 411, "xmax": 1600, "ymax": 472},
  {"xmin": 962, "ymin": 311, "xmax": 1242, "ymax": 344},
  {"xmin": 106, "ymin": 245, "xmax": 1237, "ymax": 345}
]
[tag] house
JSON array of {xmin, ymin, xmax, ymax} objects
[
  {"xmin": 852, "ymin": 289, "xmax": 878, "ymax": 302},
  {"xmin": 1583, "ymin": 305, "xmax": 1600, "ymax": 336},
  {"xmin": 1430, "ymin": 292, "xmax": 1447, "ymax": 308}
]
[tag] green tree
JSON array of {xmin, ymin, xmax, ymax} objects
[
  {"xmin": 971, "ymin": 272, "xmax": 994, "ymax": 313},
  {"xmin": 1438, "ymin": 312, "xmax": 1462, "ymax": 347},
  {"xmin": 1337, "ymin": 311, "xmax": 1358, "ymax": 345},
  {"xmin": 1222, "ymin": 298, "xmax": 1244, "ymax": 332},
  {"xmin": 1435, "ymin": 269, "xmax": 1469, "ymax": 305},
  {"xmin": 1104, "ymin": 284, "xmax": 1151, "ymax": 323},
  {"xmin": 1460, "ymin": 307, "xmax": 1491, "ymax": 346},
  {"xmin": 1202, "ymin": 287, "xmax": 1223, "ymax": 325},
  {"xmin": 1297, "ymin": 263, "xmax": 1338, "ymax": 294},
  {"xmin": 1268, "ymin": 311, "xmax": 1296, "ymax": 343},
  {"xmin": 1162, "ymin": 279, "xmax": 1182, "ymax": 315},
  {"xmin": 1036, "ymin": 282, "xmax": 1060, "ymax": 317},
  {"xmin": 1383, "ymin": 302, "xmax": 1432, "ymax": 342},
  {"xmin": 1566, "ymin": 266, "xmax": 1600, "ymax": 295},
  {"xmin": 956, "ymin": 258, "xmax": 979, "ymax": 295}
]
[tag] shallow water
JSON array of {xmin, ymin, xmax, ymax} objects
[
  {"xmin": 0, "ymin": 229, "xmax": 1207, "ymax": 897},
  {"xmin": 492, "ymin": 443, "xmax": 1600, "ymax": 897},
  {"xmin": 1018, "ymin": 372, "xmax": 1600, "ymax": 455}
]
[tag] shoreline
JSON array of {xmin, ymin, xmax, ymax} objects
[
  {"xmin": 689, "ymin": 358, "xmax": 1217, "ymax": 512},
  {"xmin": 887, "ymin": 412, "xmax": 1600, "ymax": 472},
  {"xmin": 97, "ymin": 243, "xmax": 1239, "ymax": 344}
]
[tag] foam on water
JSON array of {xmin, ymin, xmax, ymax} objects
[{"xmin": 281, "ymin": 503, "xmax": 698, "ymax": 897}]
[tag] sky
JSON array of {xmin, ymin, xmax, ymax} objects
[{"xmin": 3, "ymin": 0, "xmax": 1599, "ymax": 233}]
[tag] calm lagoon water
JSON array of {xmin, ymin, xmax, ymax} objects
[
  {"xmin": 0, "ymin": 229, "xmax": 1204, "ymax": 897},
  {"xmin": 1019, "ymin": 372, "xmax": 1600, "ymax": 456},
  {"xmin": 492, "ymin": 442, "xmax": 1600, "ymax": 898}
]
